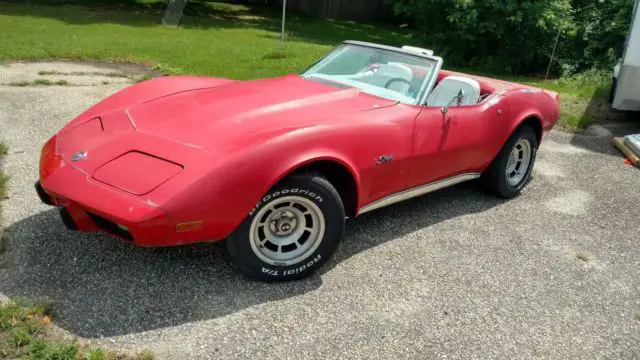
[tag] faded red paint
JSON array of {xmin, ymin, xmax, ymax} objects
[{"xmin": 38, "ymin": 71, "xmax": 559, "ymax": 247}]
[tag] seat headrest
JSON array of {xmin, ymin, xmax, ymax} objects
[{"xmin": 426, "ymin": 75, "xmax": 481, "ymax": 107}]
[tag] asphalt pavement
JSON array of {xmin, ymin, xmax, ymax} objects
[{"xmin": 0, "ymin": 61, "xmax": 639, "ymax": 359}]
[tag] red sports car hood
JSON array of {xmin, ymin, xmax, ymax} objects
[{"xmin": 126, "ymin": 74, "xmax": 397, "ymax": 149}]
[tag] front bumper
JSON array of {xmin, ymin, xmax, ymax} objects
[
  {"xmin": 36, "ymin": 181, "xmax": 78, "ymax": 231},
  {"xmin": 37, "ymin": 136, "xmax": 172, "ymax": 246},
  {"xmin": 35, "ymin": 180, "xmax": 54, "ymax": 206}
]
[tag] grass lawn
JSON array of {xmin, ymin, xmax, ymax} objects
[
  {"xmin": 0, "ymin": 301, "xmax": 154, "ymax": 360},
  {"xmin": 0, "ymin": 1, "xmax": 618, "ymax": 130},
  {"xmin": 0, "ymin": 1, "xmax": 410, "ymax": 78}
]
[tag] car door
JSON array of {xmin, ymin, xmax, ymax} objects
[
  {"xmin": 407, "ymin": 99, "xmax": 504, "ymax": 188},
  {"xmin": 361, "ymin": 104, "xmax": 422, "ymax": 204}
]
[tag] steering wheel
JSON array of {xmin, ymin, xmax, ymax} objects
[{"xmin": 384, "ymin": 78, "xmax": 412, "ymax": 91}]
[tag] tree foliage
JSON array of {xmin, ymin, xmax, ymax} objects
[{"xmin": 387, "ymin": 0, "xmax": 636, "ymax": 75}]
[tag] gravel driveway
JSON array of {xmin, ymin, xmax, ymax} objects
[{"xmin": 1, "ymin": 62, "xmax": 639, "ymax": 359}]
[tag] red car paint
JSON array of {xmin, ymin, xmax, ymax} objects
[{"xmin": 38, "ymin": 70, "xmax": 559, "ymax": 247}]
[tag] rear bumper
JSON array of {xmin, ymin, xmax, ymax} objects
[{"xmin": 37, "ymin": 136, "xmax": 172, "ymax": 247}]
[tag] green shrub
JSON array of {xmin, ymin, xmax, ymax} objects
[{"xmin": 386, "ymin": 0, "xmax": 635, "ymax": 76}]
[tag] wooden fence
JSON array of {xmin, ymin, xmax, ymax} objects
[{"xmin": 279, "ymin": 0, "xmax": 382, "ymax": 21}]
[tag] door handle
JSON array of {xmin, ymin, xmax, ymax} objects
[{"xmin": 376, "ymin": 155, "xmax": 394, "ymax": 164}]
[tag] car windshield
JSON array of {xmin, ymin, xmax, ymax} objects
[{"xmin": 302, "ymin": 43, "xmax": 438, "ymax": 104}]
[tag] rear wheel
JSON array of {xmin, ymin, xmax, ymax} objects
[
  {"xmin": 481, "ymin": 125, "xmax": 538, "ymax": 199},
  {"xmin": 226, "ymin": 173, "xmax": 344, "ymax": 281}
]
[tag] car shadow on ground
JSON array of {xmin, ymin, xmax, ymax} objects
[{"xmin": 0, "ymin": 182, "xmax": 502, "ymax": 338}]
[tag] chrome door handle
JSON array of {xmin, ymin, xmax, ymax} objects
[{"xmin": 376, "ymin": 155, "xmax": 394, "ymax": 164}]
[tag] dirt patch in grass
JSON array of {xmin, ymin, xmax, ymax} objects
[
  {"xmin": 4, "ymin": 60, "xmax": 164, "ymax": 87},
  {"xmin": 7, "ymin": 80, "xmax": 30, "ymax": 87},
  {"xmin": 9, "ymin": 79, "xmax": 69, "ymax": 86},
  {"xmin": 33, "ymin": 79, "xmax": 69, "ymax": 86},
  {"xmin": 38, "ymin": 70, "xmax": 130, "ymax": 78},
  {"xmin": 67, "ymin": 60, "xmax": 164, "ymax": 79},
  {"xmin": 8, "ymin": 59, "xmax": 163, "ymax": 80}
]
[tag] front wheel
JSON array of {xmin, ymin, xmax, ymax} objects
[
  {"xmin": 481, "ymin": 125, "xmax": 538, "ymax": 199},
  {"xmin": 226, "ymin": 173, "xmax": 345, "ymax": 281}
]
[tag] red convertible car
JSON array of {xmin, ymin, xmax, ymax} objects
[{"xmin": 37, "ymin": 41, "xmax": 560, "ymax": 281}]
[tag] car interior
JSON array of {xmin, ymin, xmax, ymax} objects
[
  {"xmin": 426, "ymin": 75, "xmax": 481, "ymax": 106},
  {"xmin": 396, "ymin": 64, "xmax": 495, "ymax": 107},
  {"xmin": 303, "ymin": 44, "xmax": 498, "ymax": 107},
  {"xmin": 431, "ymin": 70, "xmax": 496, "ymax": 105},
  {"xmin": 334, "ymin": 65, "xmax": 497, "ymax": 107},
  {"xmin": 351, "ymin": 62, "xmax": 496, "ymax": 107}
]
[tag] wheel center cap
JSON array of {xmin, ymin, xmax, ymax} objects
[{"xmin": 271, "ymin": 211, "xmax": 297, "ymax": 236}]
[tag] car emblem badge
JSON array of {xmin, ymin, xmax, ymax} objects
[{"xmin": 72, "ymin": 151, "xmax": 88, "ymax": 162}]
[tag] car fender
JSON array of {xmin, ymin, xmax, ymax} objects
[
  {"xmin": 160, "ymin": 118, "xmax": 412, "ymax": 243},
  {"xmin": 504, "ymin": 90, "xmax": 548, "ymax": 142},
  {"xmin": 235, "ymin": 116, "xmax": 411, "ymax": 217},
  {"xmin": 152, "ymin": 126, "xmax": 363, "ymax": 243},
  {"xmin": 510, "ymin": 109, "xmax": 544, "ymax": 137},
  {"xmin": 478, "ymin": 91, "xmax": 545, "ymax": 168},
  {"xmin": 263, "ymin": 151, "xmax": 360, "ymax": 199},
  {"xmin": 223, "ymin": 126, "xmax": 362, "ymax": 224}
]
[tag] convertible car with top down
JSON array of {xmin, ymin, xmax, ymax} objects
[{"xmin": 36, "ymin": 41, "xmax": 560, "ymax": 281}]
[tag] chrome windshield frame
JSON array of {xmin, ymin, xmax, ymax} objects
[{"xmin": 302, "ymin": 40, "xmax": 443, "ymax": 105}]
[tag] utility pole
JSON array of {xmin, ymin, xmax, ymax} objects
[
  {"xmin": 545, "ymin": 29, "xmax": 561, "ymax": 80},
  {"xmin": 281, "ymin": 0, "xmax": 287, "ymax": 51}
]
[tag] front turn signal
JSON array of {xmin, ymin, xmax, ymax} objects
[{"xmin": 176, "ymin": 221, "xmax": 204, "ymax": 232}]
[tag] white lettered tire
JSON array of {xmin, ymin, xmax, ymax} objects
[
  {"xmin": 481, "ymin": 124, "xmax": 538, "ymax": 198},
  {"xmin": 226, "ymin": 173, "xmax": 345, "ymax": 281}
]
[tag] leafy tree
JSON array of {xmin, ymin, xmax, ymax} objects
[
  {"xmin": 565, "ymin": 0, "xmax": 635, "ymax": 73},
  {"xmin": 387, "ymin": 0, "xmax": 635, "ymax": 75}
]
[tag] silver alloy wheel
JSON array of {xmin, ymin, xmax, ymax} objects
[
  {"xmin": 505, "ymin": 138, "xmax": 532, "ymax": 186},
  {"xmin": 249, "ymin": 196, "xmax": 325, "ymax": 266}
]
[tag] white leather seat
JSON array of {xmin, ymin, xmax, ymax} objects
[
  {"xmin": 426, "ymin": 75, "xmax": 481, "ymax": 106},
  {"xmin": 368, "ymin": 62, "xmax": 414, "ymax": 94}
]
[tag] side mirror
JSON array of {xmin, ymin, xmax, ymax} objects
[
  {"xmin": 441, "ymin": 90, "xmax": 465, "ymax": 115},
  {"xmin": 453, "ymin": 89, "xmax": 465, "ymax": 106}
]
